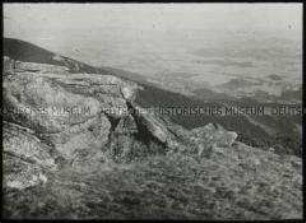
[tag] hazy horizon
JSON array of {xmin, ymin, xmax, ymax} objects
[{"xmin": 4, "ymin": 3, "xmax": 302, "ymax": 89}]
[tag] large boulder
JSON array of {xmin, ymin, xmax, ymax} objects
[
  {"xmin": 3, "ymin": 73, "xmax": 102, "ymax": 134},
  {"xmin": 191, "ymin": 123, "xmax": 238, "ymax": 148},
  {"xmin": 132, "ymin": 104, "xmax": 169, "ymax": 144},
  {"xmin": 3, "ymin": 60, "xmax": 113, "ymax": 163},
  {"xmin": 2, "ymin": 58, "xmax": 150, "ymax": 165}
]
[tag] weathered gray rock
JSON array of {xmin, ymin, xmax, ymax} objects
[
  {"xmin": 42, "ymin": 73, "xmax": 139, "ymax": 118},
  {"xmin": 14, "ymin": 60, "xmax": 69, "ymax": 74},
  {"xmin": 3, "ymin": 121, "xmax": 57, "ymax": 169},
  {"xmin": 47, "ymin": 73, "xmax": 139, "ymax": 101},
  {"xmin": 3, "ymin": 122, "xmax": 57, "ymax": 189},
  {"xmin": 2, "ymin": 58, "xmax": 147, "ymax": 165},
  {"xmin": 3, "ymin": 72, "xmax": 102, "ymax": 134},
  {"xmin": 132, "ymin": 104, "xmax": 169, "ymax": 144},
  {"xmin": 46, "ymin": 114, "xmax": 111, "ymax": 160},
  {"xmin": 4, "ymin": 153, "xmax": 48, "ymax": 190},
  {"xmin": 192, "ymin": 123, "xmax": 238, "ymax": 147}
]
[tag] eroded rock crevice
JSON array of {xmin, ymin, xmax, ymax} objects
[{"xmin": 3, "ymin": 57, "xmax": 176, "ymax": 188}]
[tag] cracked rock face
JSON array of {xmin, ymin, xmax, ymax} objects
[
  {"xmin": 3, "ymin": 73, "xmax": 102, "ymax": 133},
  {"xmin": 4, "ymin": 153, "xmax": 48, "ymax": 190},
  {"xmin": 3, "ymin": 122, "xmax": 57, "ymax": 190},
  {"xmin": 2, "ymin": 56, "xmax": 167, "ymax": 189}
]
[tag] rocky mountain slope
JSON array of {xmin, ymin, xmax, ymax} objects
[
  {"xmin": 2, "ymin": 38, "xmax": 302, "ymax": 220},
  {"xmin": 136, "ymin": 83, "xmax": 302, "ymax": 157}
]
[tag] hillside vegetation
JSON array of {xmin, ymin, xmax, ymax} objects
[{"xmin": 2, "ymin": 38, "xmax": 302, "ymax": 220}]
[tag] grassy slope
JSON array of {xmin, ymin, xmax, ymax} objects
[{"xmin": 3, "ymin": 142, "xmax": 302, "ymax": 219}]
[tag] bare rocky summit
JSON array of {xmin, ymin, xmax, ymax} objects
[{"xmin": 2, "ymin": 38, "xmax": 302, "ymax": 220}]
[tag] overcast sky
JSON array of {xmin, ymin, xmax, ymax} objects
[
  {"xmin": 3, "ymin": 3, "xmax": 302, "ymax": 71},
  {"xmin": 4, "ymin": 3, "xmax": 302, "ymax": 37}
]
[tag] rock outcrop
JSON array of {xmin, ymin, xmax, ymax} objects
[
  {"xmin": 2, "ymin": 51, "xmax": 172, "ymax": 188},
  {"xmin": 191, "ymin": 123, "xmax": 238, "ymax": 156},
  {"xmin": 2, "ymin": 38, "xmax": 302, "ymax": 220}
]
